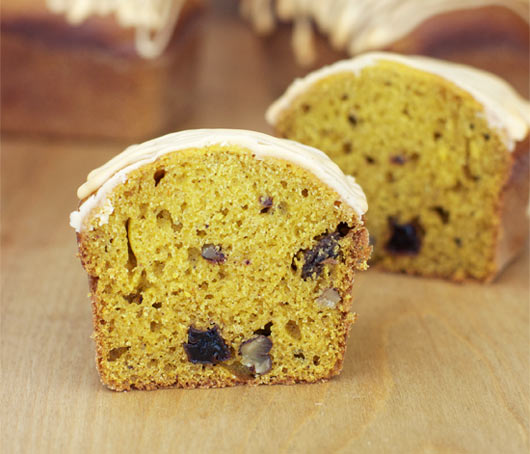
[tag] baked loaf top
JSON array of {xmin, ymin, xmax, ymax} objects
[
  {"xmin": 242, "ymin": 0, "xmax": 529, "ymax": 65},
  {"xmin": 70, "ymin": 129, "xmax": 368, "ymax": 232},
  {"xmin": 46, "ymin": 0, "xmax": 192, "ymax": 57},
  {"xmin": 267, "ymin": 52, "xmax": 530, "ymax": 150}
]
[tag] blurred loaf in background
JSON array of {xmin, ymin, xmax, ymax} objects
[
  {"xmin": 1, "ymin": 0, "xmax": 202, "ymax": 140},
  {"xmin": 1, "ymin": 0, "xmax": 528, "ymax": 140}
]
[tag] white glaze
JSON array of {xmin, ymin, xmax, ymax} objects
[
  {"xmin": 70, "ymin": 129, "xmax": 368, "ymax": 232},
  {"xmin": 266, "ymin": 52, "xmax": 530, "ymax": 150},
  {"xmin": 46, "ymin": 0, "xmax": 187, "ymax": 58},
  {"xmin": 242, "ymin": 0, "xmax": 529, "ymax": 66}
]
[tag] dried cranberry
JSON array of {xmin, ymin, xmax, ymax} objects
[
  {"xmin": 385, "ymin": 218, "xmax": 423, "ymax": 255},
  {"xmin": 183, "ymin": 326, "xmax": 231, "ymax": 364}
]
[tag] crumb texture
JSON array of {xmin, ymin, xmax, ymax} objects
[
  {"xmin": 79, "ymin": 146, "xmax": 370, "ymax": 390},
  {"xmin": 274, "ymin": 61, "xmax": 515, "ymax": 281}
]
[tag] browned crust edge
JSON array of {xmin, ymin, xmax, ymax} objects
[
  {"xmin": 76, "ymin": 209, "xmax": 371, "ymax": 391},
  {"xmin": 490, "ymin": 135, "xmax": 530, "ymax": 282},
  {"xmin": 388, "ymin": 5, "xmax": 530, "ymax": 56}
]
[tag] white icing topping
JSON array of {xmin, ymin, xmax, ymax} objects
[
  {"xmin": 70, "ymin": 129, "xmax": 368, "ymax": 232},
  {"xmin": 46, "ymin": 0, "xmax": 187, "ymax": 58},
  {"xmin": 266, "ymin": 52, "xmax": 530, "ymax": 150},
  {"xmin": 241, "ymin": 0, "xmax": 529, "ymax": 66}
]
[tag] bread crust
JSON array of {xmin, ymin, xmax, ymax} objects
[
  {"xmin": 492, "ymin": 136, "xmax": 530, "ymax": 281},
  {"xmin": 389, "ymin": 5, "xmax": 529, "ymax": 56},
  {"xmin": 1, "ymin": 1, "xmax": 201, "ymax": 140}
]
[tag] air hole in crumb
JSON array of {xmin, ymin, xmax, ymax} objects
[
  {"xmin": 334, "ymin": 201, "xmax": 342, "ymax": 208},
  {"xmin": 149, "ymin": 358, "xmax": 158, "ymax": 367},
  {"xmin": 454, "ymin": 238, "xmax": 462, "ymax": 247},
  {"xmin": 154, "ymin": 169, "xmax": 166, "ymax": 186},
  {"xmin": 150, "ymin": 321, "xmax": 161, "ymax": 332},
  {"xmin": 125, "ymin": 293, "xmax": 142, "ymax": 304},
  {"xmin": 483, "ymin": 133, "xmax": 490, "ymax": 141},
  {"xmin": 301, "ymin": 189, "xmax": 309, "ymax": 198},
  {"xmin": 285, "ymin": 320, "xmax": 301, "ymax": 340},
  {"xmin": 386, "ymin": 172, "xmax": 395, "ymax": 183},
  {"xmin": 431, "ymin": 206, "xmax": 450, "ymax": 224},
  {"xmin": 301, "ymin": 103, "xmax": 311, "ymax": 113},
  {"xmin": 433, "ymin": 132, "xmax": 442, "ymax": 141},
  {"xmin": 337, "ymin": 222, "xmax": 351, "ymax": 237},
  {"xmin": 341, "ymin": 93, "xmax": 349, "ymax": 100},
  {"xmin": 463, "ymin": 165, "xmax": 480, "ymax": 181},
  {"xmin": 152, "ymin": 302, "xmax": 162, "ymax": 309},
  {"xmin": 187, "ymin": 247, "xmax": 201, "ymax": 264},
  {"xmin": 348, "ymin": 113, "xmax": 358, "ymax": 125},
  {"xmin": 280, "ymin": 180, "xmax": 287, "ymax": 189},
  {"xmin": 364, "ymin": 155, "xmax": 375, "ymax": 164},
  {"xmin": 313, "ymin": 355, "xmax": 320, "ymax": 366},
  {"xmin": 108, "ymin": 347, "xmax": 129, "ymax": 362},
  {"xmin": 196, "ymin": 229, "xmax": 207, "ymax": 237},
  {"xmin": 205, "ymin": 294, "xmax": 214, "ymax": 300},
  {"xmin": 220, "ymin": 207, "xmax": 229, "ymax": 216},
  {"xmin": 294, "ymin": 351, "xmax": 305, "ymax": 359},
  {"xmin": 172, "ymin": 222, "xmax": 183, "ymax": 233},
  {"xmin": 181, "ymin": 201, "xmax": 188, "ymax": 211},
  {"xmin": 277, "ymin": 201, "xmax": 289, "ymax": 214},
  {"xmin": 125, "ymin": 219, "xmax": 137, "ymax": 270},
  {"xmin": 153, "ymin": 261, "xmax": 165, "ymax": 277},
  {"xmin": 254, "ymin": 322, "xmax": 273, "ymax": 337}
]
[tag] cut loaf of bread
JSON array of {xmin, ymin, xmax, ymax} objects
[
  {"xmin": 70, "ymin": 129, "xmax": 371, "ymax": 390},
  {"xmin": 267, "ymin": 52, "xmax": 530, "ymax": 281}
]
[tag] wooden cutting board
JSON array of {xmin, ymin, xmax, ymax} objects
[
  {"xmin": 1, "ymin": 4, "xmax": 529, "ymax": 454},
  {"xmin": 2, "ymin": 138, "xmax": 528, "ymax": 453}
]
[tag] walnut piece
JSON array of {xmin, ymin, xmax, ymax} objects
[
  {"xmin": 239, "ymin": 335, "xmax": 272, "ymax": 375},
  {"xmin": 316, "ymin": 288, "xmax": 341, "ymax": 309}
]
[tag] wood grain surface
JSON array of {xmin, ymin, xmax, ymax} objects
[
  {"xmin": 1, "ymin": 138, "xmax": 529, "ymax": 453},
  {"xmin": 1, "ymin": 3, "xmax": 529, "ymax": 454}
]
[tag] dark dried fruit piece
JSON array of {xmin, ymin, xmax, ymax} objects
[
  {"xmin": 259, "ymin": 196, "xmax": 273, "ymax": 213},
  {"xmin": 390, "ymin": 155, "xmax": 406, "ymax": 165},
  {"xmin": 201, "ymin": 244, "xmax": 226, "ymax": 263},
  {"xmin": 301, "ymin": 232, "xmax": 340, "ymax": 279},
  {"xmin": 183, "ymin": 326, "xmax": 231, "ymax": 364},
  {"xmin": 239, "ymin": 335, "xmax": 272, "ymax": 375},
  {"xmin": 385, "ymin": 217, "xmax": 423, "ymax": 255}
]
